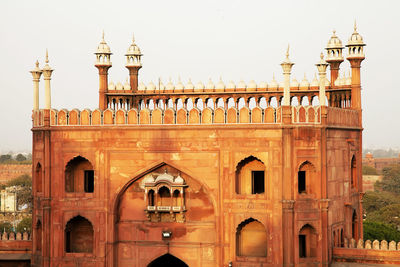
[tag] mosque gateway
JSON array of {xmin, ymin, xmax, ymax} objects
[{"xmin": 30, "ymin": 25, "xmax": 365, "ymax": 266}]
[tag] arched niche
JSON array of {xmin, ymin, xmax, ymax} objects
[
  {"xmin": 65, "ymin": 216, "xmax": 94, "ymax": 253},
  {"xmin": 351, "ymin": 155, "xmax": 357, "ymax": 188},
  {"xmin": 235, "ymin": 156, "xmax": 265, "ymax": 195},
  {"xmin": 236, "ymin": 218, "xmax": 267, "ymax": 257},
  {"xmin": 299, "ymin": 224, "xmax": 317, "ymax": 258},
  {"xmin": 297, "ymin": 161, "xmax": 316, "ymax": 196},
  {"xmin": 65, "ymin": 156, "xmax": 94, "ymax": 193},
  {"xmin": 35, "ymin": 163, "xmax": 42, "ymax": 193}
]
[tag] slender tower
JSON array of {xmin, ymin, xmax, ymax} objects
[
  {"xmin": 30, "ymin": 60, "xmax": 43, "ymax": 111},
  {"xmin": 325, "ymin": 30, "xmax": 344, "ymax": 87},
  {"xmin": 346, "ymin": 22, "xmax": 365, "ymax": 111},
  {"xmin": 316, "ymin": 53, "xmax": 329, "ymax": 106},
  {"xmin": 95, "ymin": 31, "xmax": 112, "ymax": 110},
  {"xmin": 42, "ymin": 50, "xmax": 54, "ymax": 126},
  {"xmin": 125, "ymin": 34, "xmax": 142, "ymax": 92},
  {"xmin": 280, "ymin": 45, "xmax": 294, "ymax": 106}
]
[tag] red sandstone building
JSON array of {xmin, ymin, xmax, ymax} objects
[{"xmin": 30, "ymin": 25, "xmax": 365, "ymax": 267}]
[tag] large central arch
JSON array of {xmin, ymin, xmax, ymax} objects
[
  {"xmin": 112, "ymin": 161, "xmax": 217, "ymax": 266},
  {"xmin": 148, "ymin": 253, "xmax": 188, "ymax": 267}
]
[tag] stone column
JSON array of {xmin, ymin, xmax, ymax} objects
[{"xmin": 30, "ymin": 61, "xmax": 42, "ymax": 111}]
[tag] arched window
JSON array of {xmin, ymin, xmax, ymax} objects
[
  {"xmin": 236, "ymin": 218, "xmax": 267, "ymax": 257},
  {"xmin": 299, "ymin": 224, "xmax": 317, "ymax": 258},
  {"xmin": 158, "ymin": 186, "xmax": 171, "ymax": 206},
  {"xmin": 298, "ymin": 161, "xmax": 315, "ymax": 195},
  {"xmin": 148, "ymin": 190, "xmax": 155, "ymax": 206},
  {"xmin": 35, "ymin": 163, "xmax": 42, "ymax": 193},
  {"xmin": 65, "ymin": 216, "xmax": 94, "ymax": 253},
  {"xmin": 36, "ymin": 220, "xmax": 42, "ymax": 251},
  {"xmin": 236, "ymin": 156, "xmax": 265, "ymax": 195},
  {"xmin": 352, "ymin": 210, "xmax": 358, "ymax": 240},
  {"xmin": 340, "ymin": 228, "xmax": 344, "ymax": 247},
  {"xmin": 173, "ymin": 189, "xmax": 180, "ymax": 206},
  {"xmin": 351, "ymin": 156, "xmax": 357, "ymax": 188},
  {"xmin": 65, "ymin": 156, "xmax": 94, "ymax": 193}
]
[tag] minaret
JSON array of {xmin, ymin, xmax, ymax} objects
[
  {"xmin": 125, "ymin": 33, "xmax": 142, "ymax": 92},
  {"xmin": 30, "ymin": 60, "xmax": 43, "ymax": 111},
  {"xmin": 95, "ymin": 31, "xmax": 112, "ymax": 110},
  {"xmin": 280, "ymin": 45, "xmax": 294, "ymax": 106},
  {"xmin": 316, "ymin": 53, "xmax": 329, "ymax": 106},
  {"xmin": 325, "ymin": 30, "xmax": 344, "ymax": 87},
  {"xmin": 346, "ymin": 21, "xmax": 365, "ymax": 110},
  {"xmin": 42, "ymin": 50, "xmax": 54, "ymax": 110}
]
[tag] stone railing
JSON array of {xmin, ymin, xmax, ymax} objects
[
  {"xmin": 0, "ymin": 232, "xmax": 31, "ymax": 241},
  {"xmin": 333, "ymin": 238, "xmax": 400, "ymax": 265},
  {"xmin": 327, "ymin": 107, "xmax": 360, "ymax": 127},
  {"xmin": 33, "ymin": 106, "xmax": 325, "ymax": 127}
]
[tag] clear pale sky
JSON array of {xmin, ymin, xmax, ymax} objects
[{"xmin": 1, "ymin": 0, "xmax": 399, "ymax": 152}]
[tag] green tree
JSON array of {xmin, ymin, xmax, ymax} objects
[
  {"xmin": 16, "ymin": 217, "xmax": 32, "ymax": 233},
  {"xmin": 15, "ymin": 154, "xmax": 27, "ymax": 162},
  {"xmin": 363, "ymin": 220, "xmax": 400, "ymax": 242},
  {"xmin": 0, "ymin": 222, "xmax": 13, "ymax": 233},
  {"xmin": 0, "ymin": 154, "xmax": 12, "ymax": 163},
  {"xmin": 362, "ymin": 165, "xmax": 378, "ymax": 175},
  {"xmin": 375, "ymin": 164, "xmax": 400, "ymax": 194},
  {"xmin": 362, "ymin": 191, "xmax": 400, "ymax": 215},
  {"xmin": 367, "ymin": 204, "xmax": 400, "ymax": 228}
]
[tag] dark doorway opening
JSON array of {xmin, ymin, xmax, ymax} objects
[
  {"xmin": 298, "ymin": 171, "xmax": 306, "ymax": 193},
  {"xmin": 148, "ymin": 254, "xmax": 188, "ymax": 267},
  {"xmin": 299, "ymin": 234, "xmax": 306, "ymax": 258},
  {"xmin": 84, "ymin": 170, "xmax": 94, "ymax": 193},
  {"xmin": 251, "ymin": 170, "xmax": 265, "ymax": 194}
]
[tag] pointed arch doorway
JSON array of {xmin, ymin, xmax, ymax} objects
[{"xmin": 148, "ymin": 253, "xmax": 188, "ymax": 267}]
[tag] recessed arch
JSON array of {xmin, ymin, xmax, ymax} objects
[
  {"xmin": 236, "ymin": 218, "xmax": 267, "ymax": 257},
  {"xmin": 299, "ymin": 224, "xmax": 317, "ymax": 258},
  {"xmin": 64, "ymin": 156, "xmax": 94, "ymax": 193},
  {"xmin": 65, "ymin": 215, "xmax": 94, "ymax": 253},
  {"xmin": 35, "ymin": 162, "xmax": 42, "ymax": 193},
  {"xmin": 351, "ymin": 155, "xmax": 357, "ymax": 188},
  {"xmin": 235, "ymin": 156, "xmax": 265, "ymax": 195},
  {"xmin": 297, "ymin": 161, "xmax": 316, "ymax": 195}
]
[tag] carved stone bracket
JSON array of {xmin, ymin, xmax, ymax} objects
[
  {"xmin": 319, "ymin": 199, "xmax": 330, "ymax": 211},
  {"xmin": 282, "ymin": 200, "xmax": 295, "ymax": 211}
]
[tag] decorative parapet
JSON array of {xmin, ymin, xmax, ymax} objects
[
  {"xmin": 0, "ymin": 232, "xmax": 30, "ymax": 241},
  {"xmin": 327, "ymin": 107, "xmax": 360, "ymax": 127},
  {"xmin": 337, "ymin": 238, "xmax": 400, "ymax": 251},
  {"xmin": 32, "ymin": 106, "xmax": 328, "ymax": 127},
  {"xmin": 333, "ymin": 238, "xmax": 400, "ymax": 265}
]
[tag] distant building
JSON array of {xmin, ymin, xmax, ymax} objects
[
  {"xmin": 363, "ymin": 153, "xmax": 400, "ymax": 172},
  {"xmin": 0, "ymin": 187, "xmax": 17, "ymax": 212},
  {"xmin": 30, "ymin": 25, "xmax": 365, "ymax": 266}
]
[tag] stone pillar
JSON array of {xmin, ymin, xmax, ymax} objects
[
  {"xmin": 42, "ymin": 50, "xmax": 54, "ymax": 127},
  {"xmin": 316, "ymin": 53, "xmax": 328, "ymax": 106},
  {"xmin": 282, "ymin": 200, "xmax": 295, "ymax": 266},
  {"xmin": 30, "ymin": 61, "xmax": 42, "ymax": 111},
  {"xmin": 281, "ymin": 46, "xmax": 294, "ymax": 106}
]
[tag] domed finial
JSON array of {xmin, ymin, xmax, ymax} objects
[
  {"xmin": 45, "ymin": 49, "xmax": 49, "ymax": 64},
  {"xmin": 320, "ymin": 52, "xmax": 324, "ymax": 60},
  {"xmin": 35, "ymin": 60, "xmax": 39, "ymax": 68},
  {"xmin": 132, "ymin": 33, "xmax": 135, "ymax": 43},
  {"xmin": 333, "ymin": 30, "xmax": 336, "ymax": 36}
]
